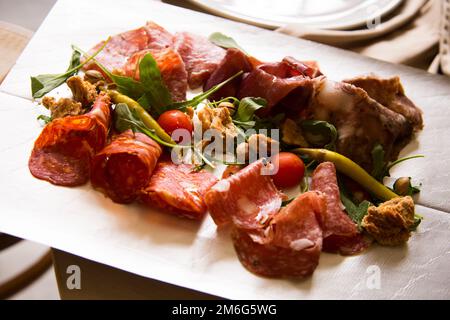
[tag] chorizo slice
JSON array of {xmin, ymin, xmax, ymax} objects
[
  {"xmin": 91, "ymin": 130, "xmax": 162, "ymax": 204},
  {"xmin": 29, "ymin": 93, "xmax": 111, "ymax": 186}
]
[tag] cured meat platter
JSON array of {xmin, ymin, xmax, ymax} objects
[{"xmin": 0, "ymin": 0, "xmax": 449, "ymax": 299}]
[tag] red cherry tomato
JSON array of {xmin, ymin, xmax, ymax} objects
[
  {"xmin": 157, "ymin": 110, "xmax": 193, "ymax": 143},
  {"xmin": 271, "ymin": 152, "xmax": 305, "ymax": 189}
]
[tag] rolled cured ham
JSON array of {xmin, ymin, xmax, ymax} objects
[
  {"xmin": 91, "ymin": 130, "xmax": 162, "ymax": 204},
  {"xmin": 29, "ymin": 93, "xmax": 111, "ymax": 186},
  {"xmin": 203, "ymin": 48, "xmax": 255, "ymax": 101},
  {"xmin": 236, "ymin": 57, "xmax": 321, "ymax": 116}
]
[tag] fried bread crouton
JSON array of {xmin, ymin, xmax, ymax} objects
[
  {"xmin": 67, "ymin": 76, "xmax": 98, "ymax": 107},
  {"xmin": 197, "ymin": 106, "xmax": 237, "ymax": 136},
  {"xmin": 41, "ymin": 97, "xmax": 83, "ymax": 120},
  {"xmin": 362, "ymin": 196, "xmax": 415, "ymax": 246}
]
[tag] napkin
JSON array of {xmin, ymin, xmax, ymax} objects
[{"xmin": 277, "ymin": 0, "xmax": 446, "ymax": 74}]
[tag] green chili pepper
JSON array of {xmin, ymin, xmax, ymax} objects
[
  {"xmin": 108, "ymin": 90, "xmax": 174, "ymax": 144},
  {"xmin": 292, "ymin": 148, "xmax": 398, "ymax": 201}
]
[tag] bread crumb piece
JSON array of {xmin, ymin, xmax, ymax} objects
[{"xmin": 362, "ymin": 196, "xmax": 415, "ymax": 246}]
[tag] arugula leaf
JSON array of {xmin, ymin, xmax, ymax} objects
[
  {"xmin": 31, "ymin": 39, "xmax": 109, "ymax": 98},
  {"xmin": 137, "ymin": 53, "xmax": 173, "ymax": 115},
  {"xmin": 371, "ymin": 144, "xmax": 386, "ymax": 181},
  {"xmin": 386, "ymin": 155, "xmax": 425, "ymax": 172},
  {"xmin": 371, "ymin": 143, "xmax": 425, "ymax": 181},
  {"xmin": 37, "ymin": 114, "xmax": 52, "ymax": 124},
  {"xmin": 340, "ymin": 190, "xmax": 372, "ymax": 229},
  {"xmin": 77, "ymin": 47, "xmax": 174, "ymax": 116},
  {"xmin": 300, "ymin": 120, "xmax": 338, "ymax": 150},
  {"xmin": 31, "ymin": 49, "xmax": 81, "ymax": 98},
  {"xmin": 235, "ymin": 97, "xmax": 267, "ymax": 122},
  {"xmin": 410, "ymin": 214, "xmax": 423, "ymax": 231},
  {"xmin": 114, "ymin": 103, "xmax": 143, "ymax": 133},
  {"xmin": 85, "ymin": 56, "xmax": 145, "ymax": 101},
  {"xmin": 209, "ymin": 32, "xmax": 246, "ymax": 53},
  {"xmin": 170, "ymin": 71, "xmax": 243, "ymax": 111},
  {"xmin": 250, "ymin": 113, "xmax": 285, "ymax": 139}
]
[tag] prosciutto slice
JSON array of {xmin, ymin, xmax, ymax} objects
[
  {"xmin": 91, "ymin": 130, "xmax": 162, "ymax": 204},
  {"xmin": 237, "ymin": 57, "xmax": 319, "ymax": 116},
  {"xmin": 203, "ymin": 48, "xmax": 254, "ymax": 101},
  {"xmin": 83, "ymin": 27, "xmax": 150, "ymax": 73},
  {"xmin": 173, "ymin": 32, "xmax": 226, "ymax": 89},
  {"xmin": 82, "ymin": 21, "xmax": 173, "ymax": 74},
  {"xmin": 29, "ymin": 93, "xmax": 111, "ymax": 186}
]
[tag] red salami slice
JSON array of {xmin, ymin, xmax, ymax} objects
[
  {"xmin": 83, "ymin": 21, "xmax": 173, "ymax": 75},
  {"xmin": 83, "ymin": 27, "xmax": 150, "ymax": 73},
  {"xmin": 29, "ymin": 93, "xmax": 111, "ymax": 186},
  {"xmin": 123, "ymin": 48, "xmax": 188, "ymax": 101},
  {"xmin": 143, "ymin": 21, "xmax": 174, "ymax": 51},
  {"xmin": 90, "ymin": 130, "xmax": 162, "ymax": 204},
  {"xmin": 140, "ymin": 160, "xmax": 218, "ymax": 220},
  {"xmin": 173, "ymin": 32, "xmax": 226, "ymax": 89},
  {"xmin": 232, "ymin": 191, "xmax": 326, "ymax": 278},
  {"xmin": 205, "ymin": 160, "xmax": 282, "ymax": 228},
  {"xmin": 311, "ymin": 162, "xmax": 369, "ymax": 255}
]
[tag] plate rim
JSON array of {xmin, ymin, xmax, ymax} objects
[{"xmin": 187, "ymin": 0, "xmax": 404, "ymax": 30}]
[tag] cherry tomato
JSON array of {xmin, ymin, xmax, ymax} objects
[
  {"xmin": 157, "ymin": 110, "xmax": 193, "ymax": 143},
  {"xmin": 271, "ymin": 152, "xmax": 305, "ymax": 189}
]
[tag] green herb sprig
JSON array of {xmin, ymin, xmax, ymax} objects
[
  {"xmin": 209, "ymin": 32, "xmax": 247, "ymax": 53},
  {"xmin": 31, "ymin": 38, "xmax": 110, "ymax": 98}
]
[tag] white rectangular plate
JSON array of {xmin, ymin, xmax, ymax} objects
[{"xmin": 0, "ymin": 0, "xmax": 449, "ymax": 299}]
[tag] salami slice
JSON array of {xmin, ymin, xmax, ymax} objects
[
  {"xmin": 29, "ymin": 93, "xmax": 111, "ymax": 186},
  {"xmin": 205, "ymin": 160, "xmax": 282, "ymax": 228},
  {"xmin": 83, "ymin": 21, "xmax": 173, "ymax": 75},
  {"xmin": 83, "ymin": 27, "xmax": 150, "ymax": 74},
  {"xmin": 140, "ymin": 160, "xmax": 218, "ymax": 220},
  {"xmin": 143, "ymin": 21, "xmax": 174, "ymax": 51},
  {"xmin": 232, "ymin": 191, "xmax": 326, "ymax": 278},
  {"xmin": 90, "ymin": 130, "xmax": 162, "ymax": 204},
  {"xmin": 311, "ymin": 162, "xmax": 370, "ymax": 255},
  {"xmin": 173, "ymin": 32, "xmax": 226, "ymax": 89},
  {"xmin": 122, "ymin": 48, "xmax": 188, "ymax": 101}
]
